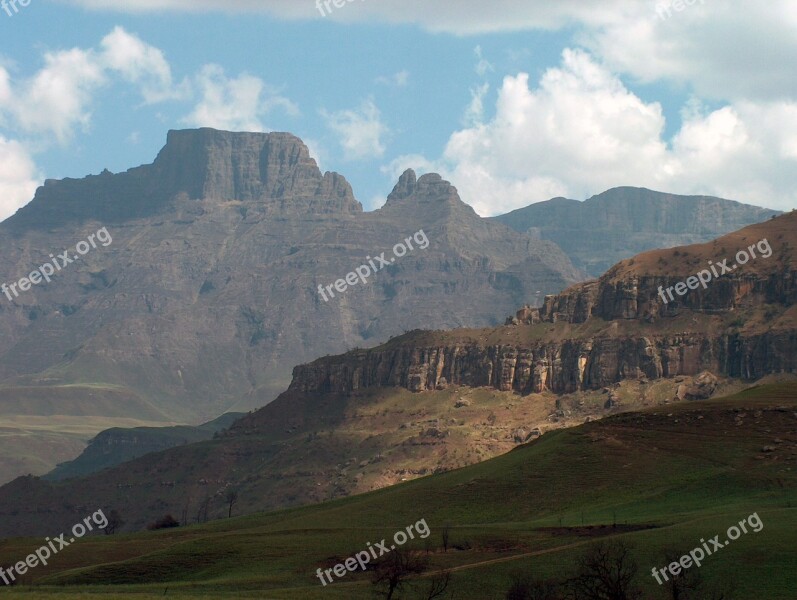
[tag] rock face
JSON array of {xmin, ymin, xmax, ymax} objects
[
  {"xmin": 287, "ymin": 331, "xmax": 796, "ymax": 396},
  {"xmin": 492, "ymin": 187, "xmax": 780, "ymax": 277},
  {"xmin": 285, "ymin": 211, "xmax": 797, "ymax": 397},
  {"xmin": 0, "ymin": 129, "xmax": 582, "ymax": 422}
]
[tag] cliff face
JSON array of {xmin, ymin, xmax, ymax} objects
[
  {"xmin": 287, "ymin": 212, "xmax": 797, "ymax": 397},
  {"xmin": 288, "ymin": 331, "xmax": 797, "ymax": 396}
]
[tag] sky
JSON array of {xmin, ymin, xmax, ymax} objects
[{"xmin": 0, "ymin": 0, "xmax": 796, "ymax": 222}]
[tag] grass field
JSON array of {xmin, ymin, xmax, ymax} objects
[{"xmin": 1, "ymin": 383, "xmax": 795, "ymax": 599}]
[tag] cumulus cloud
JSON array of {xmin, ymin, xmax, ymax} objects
[
  {"xmin": 321, "ymin": 98, "xmax": 389, "ymax": 160},
  {"xmin": 395, "ymin": 49, "xmax": 797, "ymax": 215},
  {"xmin": 9, "ymin": 48, "xmax": 106, "ymax": 143},
  {"xmin": 0, "ymin": 137, "xmax": 41, "ymax": 222},
  {"xmin": 182, "ymin": 64, "xmax": 298, "ymax": 131},
  {"xmin": 1, "ymin": 28, "xmax": 186, "ymax": 143},
  {"xmin": 100, "ymin": 26, "xmax": 187, "ymax": 103}
]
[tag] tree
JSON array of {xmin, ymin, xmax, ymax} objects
[
  {"xmin": 423, "ymin": 569, "xmax": 452, "ymax": 599},
  {"xmin": 181, "ymin": 497, "xmax": 191, "ymax": 526},
  {"xmin": 225, "ymin": 489, "xmax": 239, "ymax": 518},
  {"xmin": 196, "ymin": 496, "xmax": 211, "ymax": 524},
  {"xmin": 441, "ymin": 523, "xmax": 451, "ymax": 553},
  {"xmin": 103, "ymin": 509, "xmax": 124, "ymax": 535},
  {"xmin": 371, "ymin": 547, "xmax": 429, "ymax": 600},
  {"xmin": 147, "ymin": 514, "xmax": 179, "ymax": 530},
  {"xmin": 568, "ymin": 541, "xmax": 642, "ymax": 600},
  {"xmin": 659, "ymin": 552, "xmax": 736, "ymax": 600}
]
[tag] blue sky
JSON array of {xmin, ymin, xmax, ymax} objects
[{"xmin": 1, "ymin": 0, "xmax": 796, "ymax": 221}]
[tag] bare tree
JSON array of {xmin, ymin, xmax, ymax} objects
[
  {"xmin": 568, "ymin": 541, "xmax": 642, "ymax": 600},
  {"xmin": 424, "ymin": 569, "xmax": 452, "ymax": 599},
  {"xmin": 371, "ymin": 547, "xmax": 429, "ymax": 600},
  {"xmin": 441, "ymin": 524, "xmax": 451, "ymax": 553},
  {"xmin": 103, "ymin": 509, "xmax": 124, "ymax": 535},
  {"xmin": 659, "ymin": 553, "xmax": 736, "ymax": 600},
  {"xmin": 181, "ymin": 497, "xmax": 191, "ymax": 526},
  {"xmin": 196, "ymin": 496, "xmax": 211, "ymax": 524},
  {"xmin": 225, "ymin": 489, "xmax": 239, "ymax": 518}
]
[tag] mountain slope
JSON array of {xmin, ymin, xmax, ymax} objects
[
  {"xmin": 492, "ymin": 186, "xmax": 780, "ymax": 277},
  {"xmin": 0, "ymin": 129, "xmax": 583, "ymax": 424}
]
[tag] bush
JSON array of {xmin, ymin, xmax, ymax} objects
[{"xmin": 147, "ymin": 514, "xmax": 180, "ymax": 530}]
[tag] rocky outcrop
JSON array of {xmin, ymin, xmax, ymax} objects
[
  {"xmin": 288, "ymin": 331, "xmax": 797, "ymax": 396},
  {"xmin": 534, "ymin": 271, "xmax": 797, "ymax": 324}
]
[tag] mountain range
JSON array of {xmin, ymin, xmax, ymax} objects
[
  {"xmin": 0, "ymin": 209, "xmax": 793, "ymax": 537},
  {"xmin": 0, "ymin": 128, "xmax": 784, "ymax": 488}
]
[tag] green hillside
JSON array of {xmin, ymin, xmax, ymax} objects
[{"xmin": 1, "ymin": 383, "xmax": 795, "ymax": 599}]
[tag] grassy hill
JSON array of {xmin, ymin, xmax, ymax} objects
[{"xmin": 1, "ymin": 383, "xmax": 794, "ymax": 598}]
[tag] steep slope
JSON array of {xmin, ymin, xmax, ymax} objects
[
  {"xmin": 0, "ymin": 213, "xmax": 794, "ymax": 538},
  {"xmin": 0, "ymin": 129, "xmax": 582, "ymax": 425},
  {"xmin": 492, "ymin": 187, "xmax": 780, "ymax": 276}
]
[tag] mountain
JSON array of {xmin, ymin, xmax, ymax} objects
[
  {"xmin": 492, "ymin": 187, "xmax": 780, "ymax": 277},
  {"xmin": 0, "ymin": 211, "xmax": 793, "ymax": 538},
  {"xmin": 44, "ymin": 412, "xmax": 245, "ymax": 482},
  {"xmin": 0, "ymin": 128, "xmax": 583, "ymax": 428},
  {"xmin": 2, "ymin": 383, "xmax": 795, "ymax": 598}
]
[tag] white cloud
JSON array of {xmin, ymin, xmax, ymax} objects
[
  {"xmin": 9, "ymin": 48, "xmax": 106, "ymax": 143},
  {"xmin": 182, "ymin": 64, "xmax": 298, "ymax": 131},
  {"xmin": 463, "ymin": 82, "xmax": 490, "ymax": 126},
  {"xmin": 321, "ymin": 98, "xmax": 388, "ymax": 160},
  {"xmin": 1, "ymin": 28, "xmax": 187, "ymax": 144},
  {"xmin": 376, "ymin": 70, "xmax": 409, "ymax": 87},
  {"xmin": 474, "ymin": 45, "xmax": 494, "ymax": 77},
  {"xmin": 100, "ymin": 26, "xmax": 187, "ymax": 103},
  {"xmin": 398, "ymin": 49, "xmax": 797, "ymax": 216},
  {"xmin": 0, "ymin": 137, "xmax": 41, "ymax": 222}
]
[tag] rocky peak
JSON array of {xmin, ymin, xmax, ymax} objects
[
  {"xmin": 386, "ymin": 169, "xmax": 460, "ymax": 205},
  {"xmin": 152, "ymin": 128, "xmax": 360, "ymax": 211},
  {"xmin": 9, "ymin": 129, "xmax": 360, "ymax": 229}
]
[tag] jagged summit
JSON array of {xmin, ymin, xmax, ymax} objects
[{"xmin": 385, "ymin": 169, "xmax": 460, "ymax": 206}]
